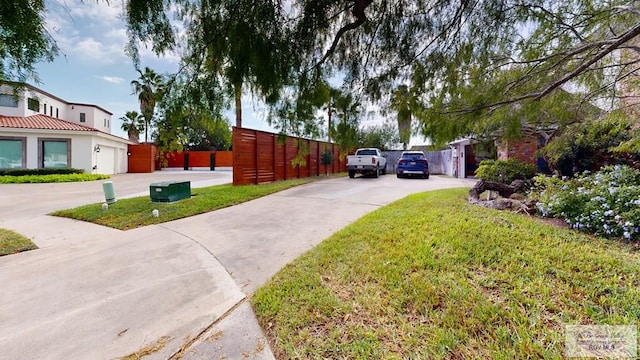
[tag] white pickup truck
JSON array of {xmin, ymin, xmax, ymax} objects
[{"xmin": 346, "ymin": 148, "xmax": 387, "ymax": 178}]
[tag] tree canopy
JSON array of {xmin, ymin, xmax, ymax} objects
[
  {"xmin": 154, "ymin": 72, "xmax": 232, "ymax": 152},
  {"xmin": 5, "ymin": 0, "xmax": 640, "ymax": 145},
  {"xmin": 0, "ymin": 0, "xmax": 57, "ymax": 83}
]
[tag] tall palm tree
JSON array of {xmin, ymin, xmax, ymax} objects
[
  {"xmin": 321, "ymin": 86, "xmax": 341, "ymax": 143},
  {"xmin": 131, "ymin": 67, "xmax": 162, "ymax": 142},
  {"xmin": 391, "ymin": 85, "xmax": 415, "ymax": 150},
  {"xmin": 331, "ymin": 91, "xmax": 361, "ymax": 157},
  {"xmin": 119, "ymin": 111, "xmax": 144, "ymax": 143}
]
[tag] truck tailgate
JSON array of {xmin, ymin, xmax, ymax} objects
[{"xmin": 348, "ymin": 156, "xmax": 372, "ymax": 165}]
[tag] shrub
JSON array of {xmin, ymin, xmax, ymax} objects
[
  {"xmin": 538, "ymin": 113, "xmax": 640, "ymax": 176},
  {"xmin": 0, "ymin": 173, "xmax": 109, "ymax": 184},
  {"xmin": 532, "ymin": 165, "xmax": 640, "ymax": 240},
  {"xmin": 475, "ymin": 159, "xmax": 537, "ymax": 184},
  {"xmin": 0, "ymin": 168, "xmax": 84, "ymax": 176},
  {"xmin": 320, "ymin": 150, "xmax": 334, "ymax": 166}
]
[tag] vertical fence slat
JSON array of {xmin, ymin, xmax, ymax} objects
[{"xmin": 273, "ymin": 134, "xmax": 277, "ymax": 181}]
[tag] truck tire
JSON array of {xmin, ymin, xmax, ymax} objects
[
  {"xmin": 373, "ymin": 165, "xmax": 379, "ymax": 178},
  {"xmin": 349, "ymin": 170, "xmax": 355, "ymax": 178},
  {"xmin": 381, "ymin": 166, "xmax": 387, "ymax": 175}
]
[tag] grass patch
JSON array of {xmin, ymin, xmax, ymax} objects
[
  {"xmin": 0, "ymin": 174, "xmax": 110, "ymax": 184},
  {"xmin": 51, "ymin": 178, "xmax": 311, "ymax": 230},
  {"xmin": 0, "ymin": 228, "xmax": 37, "ymax": 256},
  {"xmin": 252, "ymin": 188, "xmax": 640, "ymax": 359}
]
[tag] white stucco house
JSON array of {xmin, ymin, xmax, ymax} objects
[{"xmin": 0, "ymin": 83, "xmax": 131, "ymax": 174}]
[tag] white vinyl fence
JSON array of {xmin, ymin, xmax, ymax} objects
[{"xmin": 382, "ymin": 149, "xmax": 453, "ymax": 176}]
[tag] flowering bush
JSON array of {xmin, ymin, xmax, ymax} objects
[{"xmin": 532, "ymin": 165, "xmax": 640, "ymax": 241}]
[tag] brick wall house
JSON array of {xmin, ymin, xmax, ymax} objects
[
  {"xmin": 496, "ymin": 127, "xmax": 554, "ymax": 173},
  {"xmin": 497, "ymin": 135, "xmax": 538, "ymax": 164}
]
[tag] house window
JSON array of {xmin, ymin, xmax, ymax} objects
[
  {"xmin": 0, "ymin": 137, "xmax": 26, "ymax": 169},
  {"xmin": 80, "ymin": 113, "xmax": 86, "ymax": 122},
  {"xmin": 56, "ymin": 108, "xmax": 59, "ymax": 118},
  {"xmin": 43, "ymin": 104, "xmax": 47, "ymax": 114},
  {"xmin": 27, "ymin": 98, "xmax": 40, "ymax": 112},
  {"xmin": 104, "ymin": 118, "xmax": 106, "ymax": 127},
  {"xmin": 50, "ymin": 106, "xmax": 53, "ymax": 116},
  {"xmin": 39, "ymin": 138, "xmax": 71, "ymax": 168},
  {"xmin": 0, "ymin": 94, "xmax": 18, "ymax": 107}
]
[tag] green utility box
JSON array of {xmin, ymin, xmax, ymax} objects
[{"xmin": 149, "ymin": 181, "xmax": 191, "ymax": 203}]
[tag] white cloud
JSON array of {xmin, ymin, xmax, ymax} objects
[
  {"xmin": 72, "ymin": 38, "xmax": 128, "ymax": 65},
  {"xmin": 137, "ymin": 41, "xmax": 182, "ymax": 65},
  {"xmin": 42, "ymin": 0, "xmax": 128, "ymax": 65},
  {"xmin": 105, "ymin": 28, "xmax": 127, "ymax": 42},
  {"xmin": 68, "ymin": 0, "xmax": 122, "ymax": 24},
  {"xmin": 45, "ymin": 0, "xmax": 121, "ymax": 33},
  {"xmin": 44, "ymin": 0, "xmax": 184, "ymax": 67},
  {"xmin": 99, "ymin": 76, "xmax": 125, "ymax": 84}
]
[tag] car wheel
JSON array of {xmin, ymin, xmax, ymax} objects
[
  {"xmin": 381, "ymin": 167, "xmax": 387, "ymax": 175},
  {"xmin": 349, "ymin": 170, "xmax": 355, "ymax": 178},
  {"xmin": 396, "ymin": 173, "xmax": 402, "ymax": 179},
  {"xmin": 425, "ymin": 173, "xmax": 430, "ymax": 179},
  {"xmin": 373, "ymin": 165, "xmax": 379, "ymax": 178}
]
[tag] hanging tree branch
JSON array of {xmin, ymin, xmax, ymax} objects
[
  {"xmin": 316, "ymin": 0, "xmax": 374, "ymax": 67},
  {"xmin": 444, "ymin": 21, "xmax": 640, "ymax": 115}
]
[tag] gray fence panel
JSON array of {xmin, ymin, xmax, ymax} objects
[
  {"xmin": 381, "ymin": 150, "xmax": 404, "ymax": 174},
  {"xmin": 382, "ymin": 149, "xmax": 452, "ymax": 175}
]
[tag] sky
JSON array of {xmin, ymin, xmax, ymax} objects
[
  {"xmin": 35, "ymin": 0, "xmax": 427, "ymax": 146},
  {"xmin": 36, "ymin": 0, "xmax": 277, "ymax": 140}
]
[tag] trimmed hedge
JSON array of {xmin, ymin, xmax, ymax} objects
[
  {"xmin": 0, "ymin": 174, "xmax": 109, "ymax": 183},
  {"xmin": 0, "ymin": 168, "xmax": 85, "ymax": 176}
]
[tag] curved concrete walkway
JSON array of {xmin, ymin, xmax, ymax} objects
[{"xmin": 0, "ymin": 171, "xmax": 475, "ymax": 359}]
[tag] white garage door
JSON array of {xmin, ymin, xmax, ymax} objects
[{"xmin": 97, "ymin": 146, "xmax": 115, "ymax": 174}]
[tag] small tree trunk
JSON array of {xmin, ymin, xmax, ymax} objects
[
  {"xmin": 128, "ymin": 129, "xmax": 139, "ymax": 143},
  {"xmin": 234, "ymin": 82, "xmax": 242, "ymax": 128},
  {"xmin": 144, "ymin": 118, "xmax": 149, "ymax": 143},
  {"xmin": 327, "ymin": 104, "xmax": 332, "ymax": 143},
  {"xmin": 469, "ymin": 179, "xmax": 526, "ymax": 201}
]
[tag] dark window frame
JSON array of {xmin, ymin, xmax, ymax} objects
[
  {"xmin": 80, "ymin": 112, "xmax": 86, "ymax": 122},
  {"xmin": 0, "ymin": 136, "xmax": 27, "ymax": 168},
  {"xmin": 27, "ymin": 97, "xmax": 40, "ymax": 112},
  {"xmin": 38, "ymin": 138, "xmax": 72, "ymax": 168}
]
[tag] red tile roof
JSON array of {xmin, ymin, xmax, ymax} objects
[{"xmin": 0, "ymin": 114, "xmax": 96, "ymax": 132}]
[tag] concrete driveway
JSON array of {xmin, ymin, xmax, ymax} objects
[{"xmin": 0, "ymin": 171, "xmax": 475, "ymax": 359}]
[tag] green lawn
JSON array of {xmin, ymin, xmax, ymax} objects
[
  {"xmin": 0, "ymin": 174, "xmax": 110, "ymax": 183},
  {"xmin": 0, "ymin": 228, "xmax": 37, "ymax": 256},
  {"xmin": 51, "ymin": 179, "xmax": 312, "ymax": 230},
  {"xmin": 252, "ymin": 188, "xmax": 640, "ymax": 359}
]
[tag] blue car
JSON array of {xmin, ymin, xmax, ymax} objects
[{"xmin": 396, "ymin": 151, "xmax": 429, "ymax": 179}]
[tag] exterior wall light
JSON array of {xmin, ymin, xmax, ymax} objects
[{"xmin": 94, "ymin": 145, "xmax": 101, "ymax": 153}]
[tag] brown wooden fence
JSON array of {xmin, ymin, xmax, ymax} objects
[
  {"xmin": 233, "ymin": 127, "xmax": 346, "ymax": 185},
  {"xmin": 128, "ymin": 143, "xmax": 158, "ymax": 173},
  {"xmin": 161, "ymin": 150, "xmax": 233, "ymax": 168}
]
